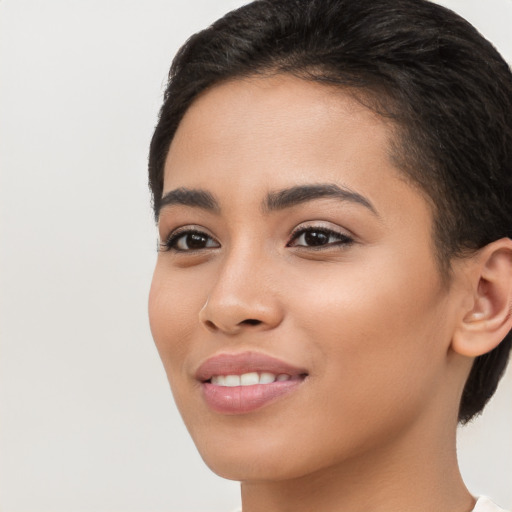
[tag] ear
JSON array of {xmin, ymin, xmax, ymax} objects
[{"xmin": 451, "ymin": 238, "xmax": 512, "ymax": 357}]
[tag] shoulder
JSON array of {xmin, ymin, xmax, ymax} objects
[{"xmin": 473, "ymin": 497, "xmax": 511, "ymax": 512}]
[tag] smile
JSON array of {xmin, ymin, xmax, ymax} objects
[
  {"xmin": 210, "ymin": 372, "xmax": 295, "ymax": 386},
  {"xmin": 196, "ymin": 352, "xmax": 308, "ymax": 414}
]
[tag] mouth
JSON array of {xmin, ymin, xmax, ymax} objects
[
  {"xmin": 208, "ymin": 371, "xmax": 302, "ymax": 386},
  {"xmin": 196, "ymin": 352, "xmax": 308, "ymax": 414}
]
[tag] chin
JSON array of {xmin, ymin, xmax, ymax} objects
[
  {"xmin": 199, "ymin": 448, "xmax": 311, "ymax": 482},
  {"xmin": 186, "ymin": 422, "xmax": 314, "ymax": 481},
  {"xmin": 186, "ymin": 418, "xmax": 361, "ymax": 484}
]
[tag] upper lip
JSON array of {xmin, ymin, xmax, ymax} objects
[{"xmin": 195, "ymin": 351, "xmax": 308, "ymax": 382}]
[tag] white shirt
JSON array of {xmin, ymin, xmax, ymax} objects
[
  {"xmin": 231, "ymin": 496, "xmax": 510, "ymax": 512},
  {"xmin": 473, "ymin": 496, "xmax": 510, "ymax": 512}
]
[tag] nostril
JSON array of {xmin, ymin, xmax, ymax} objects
[
  {"xmin": 241, "ymin": 319, "xmax": 262, "ymax": 326},
  {"xmin": 204, "ymin": 320, "xmax": 217, "ymax": 330}
]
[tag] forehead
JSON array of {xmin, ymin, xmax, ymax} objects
[{"xmin": 162, "ymin": 75, "xmax": 430, "ymax": 230}]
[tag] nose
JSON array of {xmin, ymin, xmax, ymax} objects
[{"xmin": 198, "ymin": 250, "xmax": 284, "ymax": 335}]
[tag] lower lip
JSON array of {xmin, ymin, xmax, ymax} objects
[{"xmin": 201, "ymin": 379, "xmax": 304, "ymax": 414}]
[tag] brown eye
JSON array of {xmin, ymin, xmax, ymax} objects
[
  {"xmin": 289, "ymin": 227, "xmax": 354, "ymax": 248},
  {"xmin": 162, "ymin": 230, "xmax": 220, "ymax": 252},
  {"xmin": 303, "ymin": 231, "xmax": 329, "ymax": 246},
  {"xmin": 179, "ymin": 233, "xmax": 209, "ymax": 250}
]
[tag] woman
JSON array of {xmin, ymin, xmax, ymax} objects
[{"xmin": 147, "ymin": 0, "xmax": 512, "ymax": 510}]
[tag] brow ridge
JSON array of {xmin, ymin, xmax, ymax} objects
[
  {"xmin": 158, "ymin": 183, "xmax": 377, "ymax": 218},
  {"xmin": 159, "ymin": 187, "xmax": 219, "ymax": 215},
  {"xmin": 263, "ymin": 183, "xmax": 378, "ymax": 215}
]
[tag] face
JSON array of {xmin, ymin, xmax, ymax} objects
[{"xmin": 149, "ymin": 75, "xmax": 463, "ymax": 482}]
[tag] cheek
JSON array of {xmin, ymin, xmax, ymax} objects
[
  {"xmin": 289, "ymin": 250, "xmax": 448, "ymax": 403},
  {"xmin": 148, "ymin": 264, "xmax": 203, "ymax": 374},
  {"xmin": 272, "ymin": 272, "xmax": 448, "ymax": 468}
]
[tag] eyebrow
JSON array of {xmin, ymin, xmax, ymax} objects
[
  {"xmin": 158, "ymin": 183, "xmax": 378, "ymax": 218},
  {"xmin": 263, "ymin": 183, "xmax": 378, "ymax": 215},
  {"xmin": 159, "ymin": 187, "xmax": 220, "ymax": 214}
]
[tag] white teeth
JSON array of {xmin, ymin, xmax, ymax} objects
[
  {"xmin": 209, "ymin": 372, "xmax": 290, "ymax": 386},
  {"xmin": 224, "ymin": 375, "xmax": 241, "ymax": 387},
  {"xmin": 240, "ymin": 372, "xmax": 259, "ymax": 386},
  {"xmin": 259, "ymin": 372, "xmax": 277, "ymax": 384}
]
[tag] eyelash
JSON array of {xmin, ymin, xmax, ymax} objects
[
  {"xmin": 287, "ymin": 226, "xmax": 354, "ymax": 249},
  {"xmin": 160, "ymin": 228, "xmax": 219, "ymax": 253},
  {"xmin": 159, "ymin": 226, "xmax": 355, "ymax": 253}
]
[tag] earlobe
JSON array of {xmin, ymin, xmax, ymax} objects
[{"xmin": 452, "ymin": 238, "xmax": 512, "ymax": 358}]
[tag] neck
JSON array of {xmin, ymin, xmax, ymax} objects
[{"xmin": 240, "ymin": 417, "xmax": 474, "ymax": 512}]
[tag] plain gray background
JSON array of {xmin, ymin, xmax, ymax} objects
[{"xmin": 1, "ymin": 1, "xmax": 511, "ymax": 510}]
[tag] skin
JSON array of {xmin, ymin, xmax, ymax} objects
[{"xmin": 149, "ymin": 75, "xmax": 480, "ymax": 512}]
